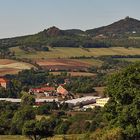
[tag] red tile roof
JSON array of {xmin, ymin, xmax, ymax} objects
[
  {"xmin": 31, "ymin": 87, "xmax": 55, "ymax": 93},
  {"xmin": 57, "ymin": 85, "xmax": 68, "ymax": 95},
  {"xmin": 0, "ymin": 78, "xmax": 8, "ymax": 83},
  {"xmin": 41, "ymin": 87, "xmax": 55, "ymax": 91},
  {"xmin": 31, "ymin": 88, "xmax": 44, "ymax": 93}
]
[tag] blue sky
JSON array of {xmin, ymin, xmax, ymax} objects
[{"xmin": 0, "ymin": 0, "xmax": 140, "ymax": 38}]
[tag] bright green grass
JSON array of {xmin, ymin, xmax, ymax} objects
[{"xmin": 10, "ymin": 47, "xmax": 140, "ymax": 59}]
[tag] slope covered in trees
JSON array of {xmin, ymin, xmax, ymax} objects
[
  {"xmin": 86, "ymin": 16, "xmax": 140, "ymax": 37},
  {"xmin": 0, "ymin": 17, "xmax": 140, "ymax": 53}
]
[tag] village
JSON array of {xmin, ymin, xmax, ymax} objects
[{"xmin": 0, "ymin": 77, "xmax": 109, "ymax": 111}]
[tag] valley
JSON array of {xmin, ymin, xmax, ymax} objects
[{"xmin": 0, "ymin": 16, "xmax": 140, "ymax": 140}]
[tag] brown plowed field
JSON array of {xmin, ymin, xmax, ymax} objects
[
  {"xmin": 0, "ymin": 59, "xmax": 34, "ymax": 76},
  {"xmin": 36, "ymin": 59, "xmax": 92, "ymax": 71}
]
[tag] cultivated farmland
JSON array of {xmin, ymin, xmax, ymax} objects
[
  {"xmin": 0, "ymin": 59, "xmax": 35, "ymax": 76},
  {"xmin": 36, "ymin": 58, "xmax": 92, "ymax": 71}
]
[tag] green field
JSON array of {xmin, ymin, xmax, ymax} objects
[
  {"xmin": 0, "ymin": 134, "xmax": 86, "ymax": 140},
  {"xmin": 0, "ymin": 135, "xmax": 27, "ymax": 140},
  {"xmin": 115, "ymin": 58, "xmax": 140, "ymax": 62},
  {"xmin": 10, "ymin": 47, "xmax": 140, "ymax": 59},
  {"xmin": 129, "ymin": 37, "xmax": 140, "ymax": 39},
  {"xmin": 50, "ymin": 72, "xmax": 96, "ymax": 77}
]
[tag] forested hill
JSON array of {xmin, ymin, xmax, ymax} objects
[
  {"xmin": 0, "ymin": 17, "xmax": 140, "ymax": 50},
  {"xmin": 86, "ymin": 16, "xmax": 140, "ymax": 37}
]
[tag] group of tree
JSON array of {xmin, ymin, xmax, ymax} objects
[
  {"xmin": 0, "ymin": 46, "xmax": 14, "ymax": 59},
  {"xmin": 0, "ymin": 79, "xmax": 22, "ymax": 98},
  {"xmin": 64, "ymin": 76, "xmax": 95, "ymax": 93},
  {"xmin": 1, "ymin": 62, "xmax": 140, "ymax": 139},
  {"xmin": 86, "ymin": 62, "xmax": 140, "ymax": 140},
  {"xmin": 20, "ymin": 44, "xmax": 49, "ymax": 52},
  {"xmin": 0, "ymin": 95, "xmax": 56, "ymax": 140},
  {"xmin": 0, "ymin": 69, "xmax": 100, "ymax": 98},
  {"xmin": 102, "ymin": 62, "xmax": 140, "ymax": 139}
]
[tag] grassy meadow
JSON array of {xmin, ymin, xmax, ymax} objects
[
  {"xmin": 115, "ymin": 58, "xmax": 140, "ymax": 62},
  {"xmin": 50, "ymin": 71, "xmax": 96, "ymax": 77},
  {"xmin": 0, "ymin": 134, "xmax": 86, "ymax": 140},
  {"xmin": 10, "ymin": 47, "xmax": 140, "ymax": 59}
]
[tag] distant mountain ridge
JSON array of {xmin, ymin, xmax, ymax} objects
[
  {"xmin": 1, "ymin": 16, "xmax": 140, "ymax": 40},
  {"xmin": 0, "ymin": 17, "xmax": 140, "ymax": 49},
  {"xmin": 36, "ymin": 17, "xmax": 140, "ymax": 39},
  {"xmin": 86, "ymin": 17, "xmax": 140, "ymax": 37},
  {"xmin": 34, "ymin": 16, "xmax": 140, "ymax": 38}
]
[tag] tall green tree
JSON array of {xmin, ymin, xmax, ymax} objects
[
  {"xmin": 22, "ymin": 118, "xmax": 54, "ymax": 140},
  {"xmin": 104, "ymin": 62, "xmax": 140, "ymax": 139},
  {"xmin": 11, "ymin": 106, "xmax": 35, "ymax": 134},
  {"xmin": 21, "ymin": 92, "xmax": 35, "ymax": 106}
]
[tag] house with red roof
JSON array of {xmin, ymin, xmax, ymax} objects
[
  {"xmin": 56, "ymin": 85, "xmax": 68, "ymax": 97},
  {"xmin": 29, "ymin": 87, "xmax": 56, "ymax": 97},
  {"xmin": 41, "ymin": 87, "xmax": 55, "ymax": 96},
  {"xmin": 0, "ymin": 78, "xmax": 8, "ymax": 88}
]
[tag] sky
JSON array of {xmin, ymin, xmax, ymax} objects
[{"xmin": 0, "ymin": 0, "xmax": 140, "ymax": 38}]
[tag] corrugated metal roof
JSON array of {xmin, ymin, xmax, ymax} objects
[
  {"xmin": 0, "ymin": 98, "xmax": 58, "ymax": 103},
  {"xmin": 0, "ymin": 98, "xmax": 21, "ymax": 102},
  {"xmin": 65, "ymin": 96, "xmax": 100, "ymax": 105}
]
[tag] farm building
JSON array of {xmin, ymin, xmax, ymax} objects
[
  {"xmin": 0, "ymin": 98, "xmax": 58, "ymax": 104},
  {"xmin": 57, "ymin": 85, "xmax": 68, "ymax": 96},
  {"xmin": 0, "ymin": 78, "xmax": 8, "ymax": 88},
  {"xmin": 0, "ymin": 98, "xmax": 21, "ymax": 103},
  {"xmin": 83, "ymin": 104, "xmax": 96, "ymax": 110},
  {"xmin": 95, "ymin": 97, "xmax": 109, "ymax": 107},
  {"xmin": 29, "ymin": 87, "xmax": 56, "ymax": 97},
  {"xmin": 65, "ymin": 96, "xmax": 100, "ymax": 107},
  {"xmin": 83, "ymin": 97, "xmax": 110, "ymax": 109}
]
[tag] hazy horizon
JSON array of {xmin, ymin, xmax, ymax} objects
[{"xmin": 0, "ymin": 0, "xmax": 140, "ymax": 38}]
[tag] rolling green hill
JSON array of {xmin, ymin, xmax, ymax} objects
[
  {"xmin": 0, "ymin": 17, "xmax": 140, "ymax": 50},
  {"xmin": 0, "ymin": 17, "xmax": 140, "ymax": 61}
]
